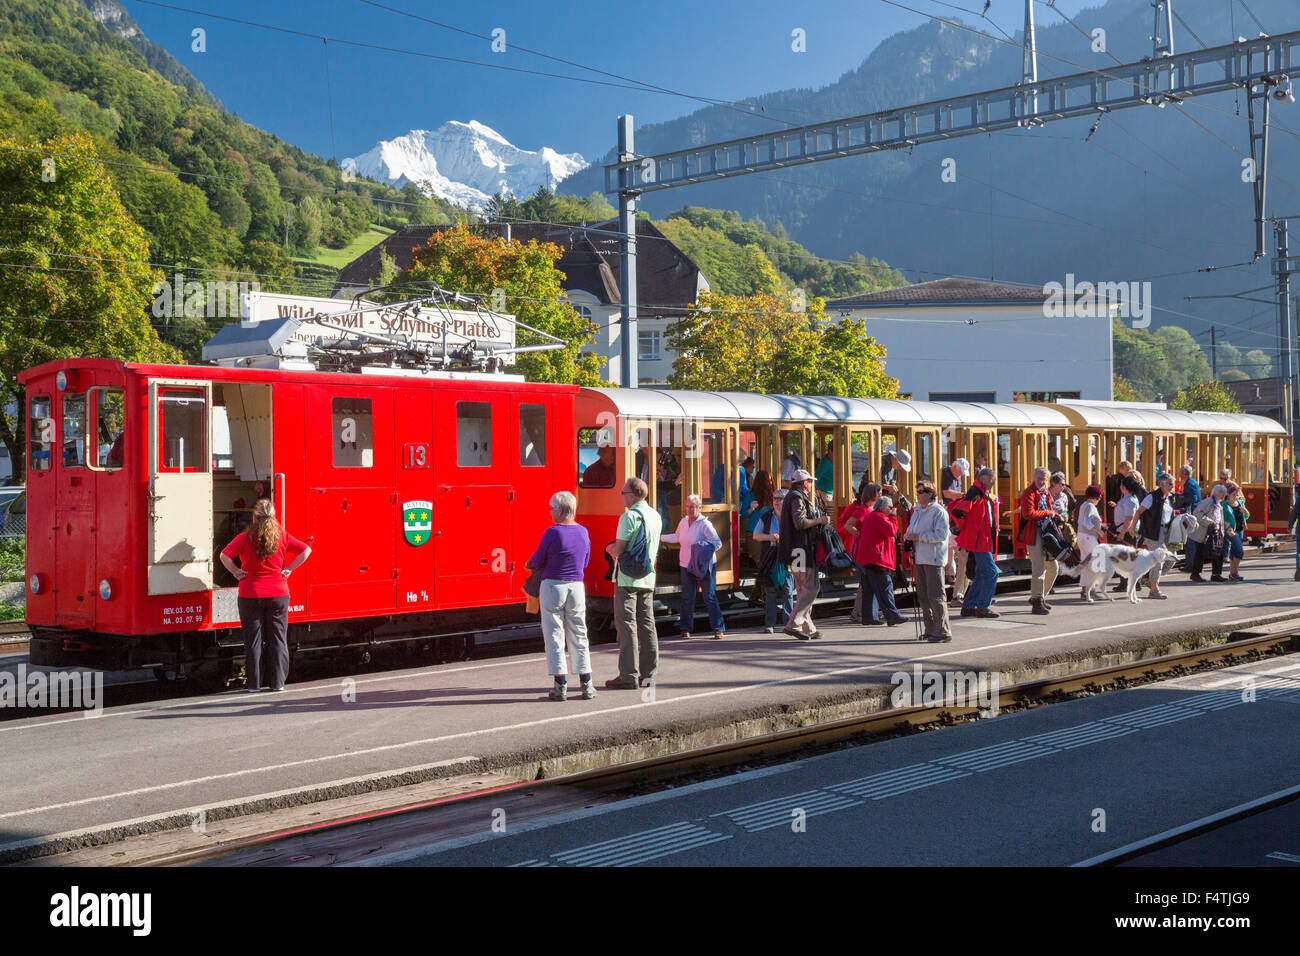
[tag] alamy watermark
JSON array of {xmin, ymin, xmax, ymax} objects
[
  {"xmin": 0, "ymin": 664, "xmax": 103, "ymax": 717},
  {"xmin": 1042, "ymin": 273, "xmax": 1151, "ymax": 328},
  {"xmin": 890, "ymin": 664, "xmax": 999, "ymax": 715},
  {"xmin": 151, "ymin": 272, "xmax": 260, "ymax": 320}
]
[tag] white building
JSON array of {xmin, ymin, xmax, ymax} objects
[{"xmin": 827, "ymin": 277, "xmax": 1115, "ymax": 403}]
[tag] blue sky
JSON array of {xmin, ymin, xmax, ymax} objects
[{"xmin": 123, "ymin": 0, "xmax": 1097, "ymax": 164}]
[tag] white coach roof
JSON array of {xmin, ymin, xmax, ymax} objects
[
  {"xmin": 584, "ymin": 388, "xmax": 1074, "ymax": 427},
  {"xmin": 1054, "ymin": 400, "xmax": 1287, "ymax": 435}
]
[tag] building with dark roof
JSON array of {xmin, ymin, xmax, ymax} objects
[
  {"xmin": 827, "ymin": 276, "xmax": 1117, "ymax": 403},
  {"xmin": 333, "ymin": 219, "xmax": 709, "ymax": 385}
]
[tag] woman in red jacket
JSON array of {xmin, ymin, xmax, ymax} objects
[
  {"xmin": 853, "ymin": 496, "xmax": 906, "ymax": 626},
  {"xmin": 220, "ymin": 500, "xmax": 312, "ymax": 692}
]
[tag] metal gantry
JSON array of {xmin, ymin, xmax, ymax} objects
[{"xmin": 605, "ymin": 30, "xmax": 1300, "ymax": 386}]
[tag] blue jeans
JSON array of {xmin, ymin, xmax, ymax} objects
[
  {"xmin": 680, "ymin": 566, "xmax": 726, "ymax": 633},
  {"xmin": 860, "ymin": 565, "xmax": 902, "ymax": 622},
  {"xmin": 1184, "ymin": 538, "xmax": 1198, "ymax": 570},
  {"xmin": 963, "ymin": 551, "xmax": 999, "ymax": 610},
  {"xmin": 1222, "ymin": 532, "xmax": 1244, "ymax": 561},
  {"xmin": 764, "ymin": 574, "xmax": 793, "ymax": 628}
]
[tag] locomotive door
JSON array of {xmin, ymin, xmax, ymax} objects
[
  {"xmin": 686, "ymin": 422, "xmax": 737, "ymax": 588},
  {"xmin": 54, "ymin": 390, "xmax": 95, "ymax": 623},
  {"xmin": 147, "ymin": 380, "xmax": 214, "ymax": 595},
  {"xmin": 431, "ymin": 393, "xmax": 513, "ymax": 606},
  {"xmin": 395, "ymin": 389, "xmax": 435, "ymax": 612}
]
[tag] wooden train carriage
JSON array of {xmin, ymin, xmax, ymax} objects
[
  {"xmin": 1042, "ymin": 400, "xmax": 1292, "ymax": 538},
  {"xmin": 20, "ymin": 358, "xmax": 577, "ymax": 672},
  {"xmin": 572, "ymin": 389, "xmax": 1078, "ymax": 594}
]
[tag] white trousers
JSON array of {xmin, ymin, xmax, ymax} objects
[{"xmin": 539, "ymin": 580, "xmax": 591, "ymax": 677}]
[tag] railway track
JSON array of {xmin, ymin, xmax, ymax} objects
[{"xmin": 123, "ymin": 626, "xmax": 1297, "ymax": 867}]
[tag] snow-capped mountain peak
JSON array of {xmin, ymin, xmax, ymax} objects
[{"xmin": 342, "ymin": 121, "xmax": 587, "ymax": 211}]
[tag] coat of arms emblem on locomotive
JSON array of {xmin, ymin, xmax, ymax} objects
[{"xmin": 402, "ymin": 501, "xmax": 433, "ymax": 546}]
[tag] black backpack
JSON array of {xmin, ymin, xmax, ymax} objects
[{"xmin": 618, "ymin": 509, "xmax": 654, "ymax": 579}]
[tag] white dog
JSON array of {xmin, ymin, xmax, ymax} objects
[{"xmin": 1064, "ymin": 544, "xmax": 1179, "ymax": 604}]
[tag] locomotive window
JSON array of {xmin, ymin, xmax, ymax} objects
[
  {"xmin": 62, "ymin": 394, "xmax": 87, "ymax": 468},
  {"xmin": 332, "ymin": 397, "xmax": 373, "ymax": 468},
  {"xmin": 210, "ymin": 403, "xmax": 234, "ymax": 472},
  {"xmin": 157, "ymin": 389, "xmax": 207, "ymax": 473},
  {"xmin": 577, "ymin": 426, "xmax": 615, "ymax": 488},
  {"xmin": 91, "ymin": 388, "xmax": 124, "ymax": 470},
  {"xmin": 519, "ymin": 404, "xmax": 546, "ymax": 467},
  {"xmin": 29, "ymin": 395, "xmax": 52, "ymax": 472},
  {"xmin": 456, "ymin": 401, "xmax": 493, "ymax": 468}
]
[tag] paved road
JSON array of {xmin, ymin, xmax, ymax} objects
[
  {"xmin": 377, "ymin": 655, "xmax": 1300, "ymax": 866},
  {"xmin": 1, "ymin": 553, "xmax": 1297, "ymax": 854}
]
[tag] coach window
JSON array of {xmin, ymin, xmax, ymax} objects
[
  {"xmin": 332, "ymin": 397, "xmax": 373, "ymax": 468},
  {"xmin": 702, "ymin": 428, "xmax": 728, "ymax": 505},
  {"xmin": 519, "ymin": 404, "xmax": 546, "ymax": 467},
  {"xmin": 157, "ymin": 388, "xmax": 206, "ymax": 473},
  {"xmin": 915, "ymin": 433, "xmax": 933, "ymax": 481},
  {"xmin": 29, "ymin": 396, "xmax": 52, "ymax": 472},
  {"xmin": 971, "ymin": 432, "xmax": 991, "ymax": 474},
  {"xmin": 456, "ymin": 401, "xmax": 493, "ymax": 468},
  {"xmin": 61, "ymin": 393, "xmax": 87, "ymax": 468},
  {"xmin": 849, "ymin": 431, "xmax": 873, "ymax": 493},
  {"xmin": 89, "ymin": 388, "xmax": 125, "ymax": 470},
  {"xmin": 1186, "ymin": 439, "xmax": 1197, "ymax": 480},
  {"xmin": 577, "ymin": 427, "xmax": 614, "ymax": 488},
  {"xmin": 996, "ymin": 433, "xmax": 1011, "ymax": 478}
]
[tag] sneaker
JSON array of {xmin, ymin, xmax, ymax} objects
[
  {"xmin": 548, "ymin": 684, "xmax": 567, "ymax": 702},
  {"xmin": 809, "ymin": 630, "xmax": 822, "ymax": 640},
  {"xmin": 977, "ymin": 608, "xmax": 1001, "ymax": 619},
  {"xmin": 763, "ymin": 626, "xmax": 775, "ymax": 634},
  {"xmin": 1210, "ymin": 575, "xmax": 1228, "ymax": 582},
  {"xmin": 1148, "ymin": 591, "xmax": 1169, "ymax": 600},
  {"xmin": 245, "ymin": 687, "xmax": 262, "ymax": 694},
  {"xmin": 1031, "ymin": 599, "xmax": 1049, "ymax": 616},
  {"xmin": 959, "ymin": 608, "xmax": 977, "ymax": 617},
  {"xmin": 604, "ymin": 676, "xmax": 638, "ymax": 690},
  {"xmin": 581, "ymin": 682, "xmax": 596, "ymax": 700},
  {"xmin": 638, "ymin": 677, "xmax": 656, "ymax": 688},
  {"xmin": 1228, "ymin": 574, "xmax": 1244, "ymax": 582},
  {"xmin": 713, "ymin": 631, "xmax": 724, "ymax": 640},
  {"xmin": 885, "ymin": 616, "xmax": 905, "ymax": 627},
  {"xmin": 927, "ymin": 634, "xmax": 953, "ymax": 643},
  {"xmin": 679, "ymin": 631, "xmax": 691, "ymax": 641}
]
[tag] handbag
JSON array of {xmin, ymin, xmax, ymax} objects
[
  {"xmin": 689, "ymin": 539, "xmax": 717, "ymax": 579},
  {"xmin": 522, "ymin": 568, "xmax": 542, "ymax": 615}
]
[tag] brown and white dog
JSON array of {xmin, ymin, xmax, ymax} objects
[{"xmin": 1057, "ymin": 543, "xmax": 1179, "ymax": 603}]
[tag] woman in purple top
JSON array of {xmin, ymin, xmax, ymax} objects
[{"xmin": 525, "ymin": 491, "xmax": 594, "ymax": 701}]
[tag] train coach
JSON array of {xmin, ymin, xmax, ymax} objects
[{"xmin": 18, "ymin": 357, "xmax": 1292, "ymax": 682}]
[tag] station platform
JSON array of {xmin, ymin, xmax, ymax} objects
[{"xmin": 2, "ymin": 551, "xmax": 1299, "ymax": 862}]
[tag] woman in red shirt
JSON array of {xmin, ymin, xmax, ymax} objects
[{"xmin": 219, "ymin": 500, "xmax": 311, "ymax": 692}]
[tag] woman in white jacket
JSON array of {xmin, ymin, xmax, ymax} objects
[
  {"xmin": 904, "ymin": 482, "xmax": 953, "ymax": 643},
  {"xmin": 1075, "ymin": 485, "xmax": 1104, "ymax": 601}
]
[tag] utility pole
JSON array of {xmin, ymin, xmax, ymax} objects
[
  {"xmin": 616, "ymin": 114, "xmax": 638, "ymax": 389},
  {"xmin": 1020, "ymin": 0, "xmax": 1038, "ymax": 122},
  {"xmin": 1152, "ymin": 1, "xmax": 1175, "ymax": 58},
  {"xmin": 1210, "ymin": 326, "xmax": 1217, "ymax": 378},
  {"xmin": 1274, "ymin": 219, "xmax": 1298, "ymax": 443}
]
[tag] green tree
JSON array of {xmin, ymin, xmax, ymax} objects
[
  {"xmin": 1113, "ymin": 375, "xmax": 1143, "ymax": 402},
  {"xmin": 1170, "ymin": 380, "xmax": 1241, "ymax": 413},
  {"xmin": 667, "ymin": 291, "xmax": 897, "ymax": 397},
  {"xmin": 0, "ymin": 131, "xmax": 179, "ymax": 476},
  {"xmin": 399, "ymin": 225, "xmax": 602, "ymax": 385}
]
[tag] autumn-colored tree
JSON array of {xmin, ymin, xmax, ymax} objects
[
  {"xmin": 0, "ymin": 131, "xmax": 179, "ymax": 478},
  {"xmin": 1170, "ymin": 380, "xmax": 1242, "ymax": 413},
  {"xmin": 667, "ymin": 290, "xmax": 898, "ymax": 397},
  {"xmin": 398, "ymin": 225, "xmax": 602, "ymax": 385},
  {"xmin": 1113, "ymin": 375, "xmax": 1144, "ymax": 402}
]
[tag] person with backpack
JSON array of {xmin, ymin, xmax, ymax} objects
[
  {"xmin": 604, "ymin": 477, "xmax": 663, "ymax": 689},
  {"xmin": 1131, "ymin": 472, "xmax": 1176, "ymax": 600},
  {"xmin": 904, "ymin": 482, "xmax": 952, "ymax": 642},
  {"xmin": 753, "ymin": 488, "xmax": 793, "ymax": 633},
  {"xmin": 779, "ymin": 469, "xmax": 829, "ymax": 640},
  {"xmin": 662, "ymin": 494, "xmax": 726, "ymax": 640},
  {"xmin": 1018, "ymin": 467, "xmax": 1059, "ymax": 615}
]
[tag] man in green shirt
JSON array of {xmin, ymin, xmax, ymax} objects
[{"xmin": 605, "ymin": 477, "xmax": 663, "ymax": 689}]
